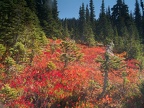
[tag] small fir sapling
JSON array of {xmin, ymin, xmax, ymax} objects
[
  {"xmin": 60, "ymin": 40, "xmax": 83, "ymax": 68},
  {"xmin": 96, "ymin": 41, "xmax": 125, "ymax": 99}
]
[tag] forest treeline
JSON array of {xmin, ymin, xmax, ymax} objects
[
  {"xmin": 0, "ymin": 0, "xmax": 144, "ymax": 64},
  {"xmin": 62, "ymin": 0, "xmax": 144, "ymax": 59}
]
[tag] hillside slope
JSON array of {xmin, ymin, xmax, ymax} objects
[{"xmin": 0, "ymin": 39, "xmax": 144, "ymax": 107}]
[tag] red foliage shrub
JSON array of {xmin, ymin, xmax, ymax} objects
[
  {"xmin": 0, "ymin": 40, "xmax": 142, "ymax": 107},
  {"xmin": 127, "ymin": 59, "xmax": 139, "ymax": 69}
]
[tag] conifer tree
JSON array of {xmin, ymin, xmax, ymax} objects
[
  {"xmin": 106, "ymin": 6, "xmax": 111, "ymax": 19},
  {"xmin": 101, "ymin": 0, "xmax": 105, "ymax": 15},
  {"xmin": 86, "ymin": 5, "xmax": 90, "ymax": 23},
  {"xmin": 52, "ymin": 0, "xmax": 59, "ymax": 21},
  {"xmin": 0, "ymin": 0, "xmax": 26, "ymax": 47},
  {"xmin": 140, "ymin": 0, "xmax": 144, "ymax": 40},
  {"xmin": 134, "ymin": 0, "xmax": 142, "ymax": 36},
  {"xmin": 78, "ymin": 3, "xmax": 95, "ymax": 46},
  {"xmin": 140, "ymin": 0, "xmax": 144, "ymax": 17},
  {"xmin": 36, "ymin": 0, "xmax": 62, "ymax": 38},
  {"xmin": 96, "ymin": 0, "xmax": 114, "ymax": 43},
  {"xmin": 61, "ymin": 18, "xmax": 79, "ymax": 40},
  {"xmin": 78, "ymin": 3, "xmax": 86, "ymax": 41},
  {"xmin": 60, "ymin": 40, "xmax": 82, "ymax": 68},
  {"xmin": 84, "ymin": 24, "xmax": 96, "ymax": 46},
  {"xmin": 0, "ymin": 0, "xmax": 31, "ymax": 63},
  {"xmin": 63, "ymin": 19, "xmax": 70, "ymax": 38},
  {"xmin": 0, "ymin": 0, "xmax": 47, "ymax": 63},
  {"xmin": 85, "ymin": 5, "xmax": 95, "ymax": 46},
  {"xmin": 111, "ymin": 0, "xmax": 130, "ymax": 38},
  {"xmin": 89, "ymin": 0, "xmax": 95, "ymax": 24},
  {"xmin": 96, "ymin": 43, "xmax": 125, "ymax": 99},
  {"xmin": 25, "ymin": 0, "xmax": 37, "ymax": 12},
  {"xmin": 111, "ymin": 0, "xmax": 129, "ymax": 25}
]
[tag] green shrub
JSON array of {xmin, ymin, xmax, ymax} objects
[
  {"xmin": 87, "ymin": 36, "xmax": 96, "ymax": 47},
  {"xmin": 10, "ymin": 42, "xmax": 26, "ymax": 63},
  {"xmin": 113, "ymin": 37, "xmax": 126, "ymax": 53},
  {"xmin": 47, "ymin": 61, "xmax": 56, "ymax": 71},
  {"xmin": 0, "ymin": 44, "xmax": 6, "ymax": 57},
  {"xmin": 60, "ymin": 40, "xmax": 83, "ymax": 68},
  {"xmin": 4, "ymin": 56, "xmax": 15, "ymax": 66},
  {"xmin": 139, "ymin": 80, "xmax": 144, "ymax": 96},
  {"xmin": 0, "ymin": 84, "xmax": 18, "ymax": 104},
  {"xmin": 13, "ymin": 42, "xmax": 25, "ymax": 54},
  {"xmin": 126, "ymin": 40, "xmax": 143, "ymax": 59},
  {"xmin": 114, "ymin": 37, "xmax": 143, "ymax": 59}
]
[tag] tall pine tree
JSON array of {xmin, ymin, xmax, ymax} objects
[
  {"xmin": 52, "ymin": 0, "xmax": 59, "ymax": 21},
  {"xmin": 78, "ymin": 3, "xmax": 95, "ymax": 46},
  {"xmin": 96, "ymin": 0, "xmax": 114, "ymax": 43},
  {"xmin": 111, "ymin": 0, "xmax": 130, "ymax": 37},
  {"xmin": 36, "ymin": 0, "xmax": 62, "ymax": 38},
  {"xmin": 134, "ymin": 0, "xmax": 142, "ymax": 37},
  {"xmin": 89, "ymin": 0, "xmax": 95, "ymax": 27},
  {"xmin": 0, "ymin": 0, "xmax": 27, "ymax": 47},
  {"xmin": 78, "ymin": 3, "xmax": 86, "ymax": 41}
]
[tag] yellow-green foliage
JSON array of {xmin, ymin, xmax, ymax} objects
[
  {"xmin": 0, "ymin": 44, "xmax": 6, "ymax": 57},
  {"xmin": 96, "ymin": 53, "xmax": 125, "ymax": 71},
  {"xmin": 13, "ymin": 42, "xmax": 25, "ymax": 54},
  {"xmin": 0, "ymin": 84, "xmax": 18, "ymax": 103},
  {"xmin": 10, "ymin": 42, "xmax": 25, "ymax": 58},
  {"xmin": 60, "ymin": 40, "xmax": 83, "ymax": 68},
  {"xmin": 4, "ymin": 56, "xmax": 16, "ymax": 66},
  {"xmin": 109, "ymin": 56, "xmax": 124, "ymax": 70},
  {"xmin": 50, "ymin": 41, "xmax": 58, "ymax": 54},
  {"xmin": 47, "ymin": 61, "xmax": 56, "ymax": 71},
  {"xmin": 38, "ymin": 31, "xmax": 48, "ymax": 46},
  {"xmin": 127, "ymin": 40, "xmax": 143, "ymax": 59}
]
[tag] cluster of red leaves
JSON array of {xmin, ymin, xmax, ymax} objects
[
  {"xmin": 0, "ymin": 40, "xmax": 142, "ymax": 107},
  {"xmin": 126, "ymin": 59, "xmax": 139, "ymax": 69}
]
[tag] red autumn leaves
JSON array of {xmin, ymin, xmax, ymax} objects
[{"xmin": 0, "ymin": 39, "xmax": 142, "ymax": 107}]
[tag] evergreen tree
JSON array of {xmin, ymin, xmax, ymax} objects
[
  {"xmin": 0, "ymin": 0, "xmax": 47, "ymax": 63},
  {"xmin": 96, "ymin": 0, "xmax": 114, "ymax": 43},
  {"xmin": 134, "ymin": 0, "xmax": 142, "ymax": 36},
  {"xmin": 117, "ymin": 16, "xmax": 129, "ymax": 37},
  {"xmin": 60, "ymin": 40, "xmax": 82, "ymax": 68},
  {"xmin": 84, "ymin": 23, "xmax": 96, "ymax": 46},
  {"xmin": 36, "ymin": 0, "xmax": 62, "ymax": 38},
  {"xmin": 69, "ymin": 18, "xmax": 79, "ymax": 40},
  {"xmin": 86, "ymin": 5, "xmax": 90, "ymax": 23},
  {"xmin": 96, "ymin": 46, "xmax": 125, "ymax": 99},
  {"xmin": 85, "ymin": 5, "xmax": 95, "ymax": 46},
  {"xmin": 0, "ymin": 0, "xmax": 26, "ymax": 47},
  {"xmin": 100, "ymin": 0, "xmax": 105, "ymax": 14},
  {"xmin": 25, "ymin": 0, "xmax": 37, "ymax": 12},
  {"xmin": 140, "ymin": 0, "xmax": 144, "ymax": 40},
  {"xmin": 78, "ymin": 3, "xmax": 86, "ymax": 41},
  {"xmin": 127, "ymin": 12, "xmax": 140, "ymax": 40},
  {"xmin": 63, "ymin": 19, "xmax": 70, "ymax": 38},
  {"xmin": 111, "ymin": 0, "xmax": 129, "ymax": 25},
  {"xmin": 106, "ymin": 6, "xmax": 111, "ymax": 19},
  {"xmin": 36, "ymin": 0, "xmax": 50, "ymax": 24},
  {"xmin": 111, "ymin": 0, "xmax": 131, "ymax": 38},
  {"xmin": 52, "ymin": 0, "xmax": 59, "ymax": 21},
  {"xmin": 89, "ymin": 0, "xmax": 95, "ymax": 25},
  {"xmin": 61, "ymin": 18, "xmax": 79, "ymax": 40},
  {"xmin": 78, "ymin": 3, "xmax": 95, "ymax": 46},
  {"xmin": 140, "ymin": 0, "xmax": 144, "ymax": 17}
]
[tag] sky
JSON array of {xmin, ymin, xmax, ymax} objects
[{"xmin": 57, "ymin": 0, "xmax": 143, "ymax": 19}]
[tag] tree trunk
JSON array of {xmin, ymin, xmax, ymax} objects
[
  {"xmin": 98, "ymin": 53, "xmax": 109, "ymax": 99},
  {"xmin": 98, "ymin": 70, "xmax": 108, "ymax": 99}
]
